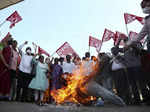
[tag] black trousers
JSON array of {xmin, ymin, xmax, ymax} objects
[
  {"xmin": 127, "ymin": 67, "xmax": 142, "ymax": 103},
  {"xmin": 16, "ymin": 71, "xmax": 33, "ymax": 101},
  {"xmin": 138, "ymin": 70, "xmax": 150, "ymax": 104},
  {"xmin": 112, "ymin": 69, "xmax": 131, "ymax": 104}
]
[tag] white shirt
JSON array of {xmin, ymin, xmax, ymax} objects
[
  {"xmin": 18, "ymin": 43, "xmax": 33, "ymax": 74},
  {"xmin": 62, "ymin": 62, "xmax": 75, "ymax": 74},
  {"xmin": 82, "ymin": 60, "xmax": 93, "ymax": 76}
]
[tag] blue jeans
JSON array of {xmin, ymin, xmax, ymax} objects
[{"xmin": 86, "ymin": 81, "xmax": 126, "ymax": 106}]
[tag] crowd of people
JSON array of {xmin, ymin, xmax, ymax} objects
[
  {"xmin": 0, "ymin": 32, "xmax": 150, "ymax": 106},
  {"xmin": 0, "ymin": 0, "xmax": 150, "ymax": 107}
]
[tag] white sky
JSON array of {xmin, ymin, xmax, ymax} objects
[{"xmin": 0, "ymin": 0, "xmax": 146, "ymax": 58}]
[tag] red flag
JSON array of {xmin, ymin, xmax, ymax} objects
[
  {"xmin": 1, "ymin": 32, "xmax": 11, "ymax": 42},
  {"xmin": 124, "ymin": 13, "xmax": 144, "ymax": 25},
  {"xmin": 89, "ymin": 36, "xmax": 102, "ymax": 52},
  {"xmin": 114, "ymin": 31, "xmax": 128, "ymax": 46},
  {"xmin": 136, "ymin": 16, "xmax": 145, "ymax": 25},
  {"xmin": 6, "ymin": 11, "xmax": 22, "ymax": 28},
  {"xmin": 129, "ymin": 31, "xmax": 144, "ymax": 43},
  {"xmin": 102, "ymin": 29, "xmax": 115, "ymax": 42},
  {"xmin": 38, "ymin": 47, "xmax": 50, "ymax": 57},
  {"xmin": 56, "ymin": 42, "xmax": 79, "ymax": 57}
]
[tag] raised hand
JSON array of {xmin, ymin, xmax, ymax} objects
[{"xmin": 24, "ymin": 41, "xmax": 28, "ymax": 45}]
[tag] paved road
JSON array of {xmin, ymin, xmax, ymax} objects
[{"xmin": 0, "ymin": 101, "xmax": 150, "ymax": 112}]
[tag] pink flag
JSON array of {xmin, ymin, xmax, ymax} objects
[
  {"xmin": 124, "ymin": 13, "xmax": 144, "ymax": 25},
  {"xmin": 89, "ymin": 36, "xmax": 102, "ymax": 52},
  {"xmin": 114, "ymin": 31, "xmax": 128, "ymax": 46},
  {"xmin": 129, "ymin": 31, "xmax": 144, "ymax": 43},
  {"xmin": 6, "ymin": 11, "xmax": 22, "ymax": 28},
  {"xmin": 1, "ymin": 32, "xmax": 11, "ymax": 42},
  {"xmin": 102, "ymin": 29, "xmax": 115, "ymax": 42},
  {"xmin": 56, "ymin": 42, "xmax": 79, "ymax": 57},
  {"xmin": 38, "ymin": 47, "xmax": 50, "ymax": 57}
]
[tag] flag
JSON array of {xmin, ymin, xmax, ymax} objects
[
  {"xmin": 129, "ymin": 31, "xmax": 138, "ymax": 39},
  {"xmin": 129, "ymin": 31, "xmax": 145, "ymax": 43},
  {"xmin": 102, "ymin": 29, "xmax": 115, "ymax": 42},
  {"xmin": 1, "ymin": 32, "xmax": 11, "ymax": 42},
  {"xmin": 114, "ymin": 31, "xmax": 128, "ymax": 46},
  {"xmin": 124, "ymin": 13, "xmax": 144, "ymax": 25},
  {"xmin": 56, "ymin": 42, "xmax": 79, "ymax": 57},
  {"xmin": 38, "ymin": 47, "xmax": 50, "ymax": 57},
  {"xmin": 89, "ymin": 36, "xmax": 102, "ymax": 52},
  {"xmin": 6, "ymin": 11, "xmax": 22, "ymax": 28}
]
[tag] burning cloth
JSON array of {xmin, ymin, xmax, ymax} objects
[{"xmin": 51, "ymin": 61, "xmax": 126, "ymax": 106}]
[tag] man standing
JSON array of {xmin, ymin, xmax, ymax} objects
[
  {"xmin": 10, "ymin": 40, "xmax": 20, "ymax": 101},
  {"xmin": 127, "ymin": 0, "xmax": 150, "ymax": 105},
  {"xmin": 16, "ymin": 41, "xmax": 33, "ymax": 102},
  {"xmin": 62, "ymin": 55, "xmax": 75, "ymax": 86}
]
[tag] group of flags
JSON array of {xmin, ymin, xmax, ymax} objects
[
  {"xmin": 88, "ymin": 13, "xmax": 145, "ymax": 53},
  {"xmin": 0, "ymin": 11, "xmax": 146, "ymax": 58}
]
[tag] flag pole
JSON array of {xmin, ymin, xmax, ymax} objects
[
  {"xmin": 88, "ymin": 46, "xmax": 90, "ymax": 53},
  {"xmin": 98, "ymin": 42, "xmax": 103, "ymax": 54},
  {"xmin": 0, "ymin": 20, "xmax": 6, "ymax": 28},
  {"xmin": 125, "ymin": 23, "xmax": 130, "ymax": 39}
]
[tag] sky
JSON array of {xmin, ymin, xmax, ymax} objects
[{"xmin": 0, "ymin": 0, "xmax": 146, "ymax": 58}]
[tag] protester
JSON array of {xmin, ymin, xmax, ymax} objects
[
  {"xmin": 62, "ymin": 55, "xmax": 75, "ymax": 76},
  {"xmin": 81, "ymin": 52, "xmax": 94, "ymax": 76},
  {"xmin": 127, "ymin": 0, "xmax": 150, "ymax": 45},
  {"xmin": 43, "ymin": 57, "xmax": 52, "ymax": 104},
  {"xmin": 111, "ymin": 42, "xmax": 131, "ymax": 105},
  {"xmin": 29, "ymin": 55, "xmax": 49, "ymax": 106},
  {"xmin": 16, "ymin": 41, "xmax": 34, "ymax": 102},
  {"xmin": 10, "ymin": 40, "xmax": 20, "ymax": 101},
  {"xmin": 126, "ymin": 0, "xmax": 150, "ymax": 105},
  {"xmin": 0, "ymin": 34, "xmax": 13, "ymax": 100},
  {"xmin": 59, "ymin": 57, "xmax": 64, "ymax": 66},
  {"xmin": 97, "ymin": 53, "xmax": 113, "ymax": 92},
  {"xmin": 51, "ymin": 58, "xmax": 63, "ymax": 90}
]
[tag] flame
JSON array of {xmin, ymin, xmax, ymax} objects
[{"xmin": 51, "ymin": 61, "xmax": 98, "ymax": 105}]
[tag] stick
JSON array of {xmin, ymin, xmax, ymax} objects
[
  {"xmin": 125, "ymin": 24, "xmax": 129, "ymax": 39},
  {"xmin": 88, "ymin": 46, "xmax": 90, "ymax": 53}
]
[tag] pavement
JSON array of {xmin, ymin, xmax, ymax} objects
[{"xmin": 0, "ymin": 101, "xmax": 150, "ymax": 112}]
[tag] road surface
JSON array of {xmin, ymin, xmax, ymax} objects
[{"xmin": 0, "ymin": 101, "xmax": 150, "ymax": 112}]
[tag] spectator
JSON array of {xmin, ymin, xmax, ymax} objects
[
  {"xmin": 10, "ymin": 40, "xmax": 20, "ymax": 101},
  {"xmin": 0, "ymin": 35, "xmax": 13, "ymax": 100},
  {"xmin": 16, "ymin": 41, "xmax": 34, "ymax": 102},
  {"xmin": 29, "ymin": 55, "xmax": 49, "ymax": 106}
]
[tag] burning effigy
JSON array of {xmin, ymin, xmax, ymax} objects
[{"xmin": 51, "ymin": 60, "xmax": 125, "ymax": 106}]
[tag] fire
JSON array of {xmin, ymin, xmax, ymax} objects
[{"xmin": 51, "ymin": 61, "xmax": 98, "ymax": 105}]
